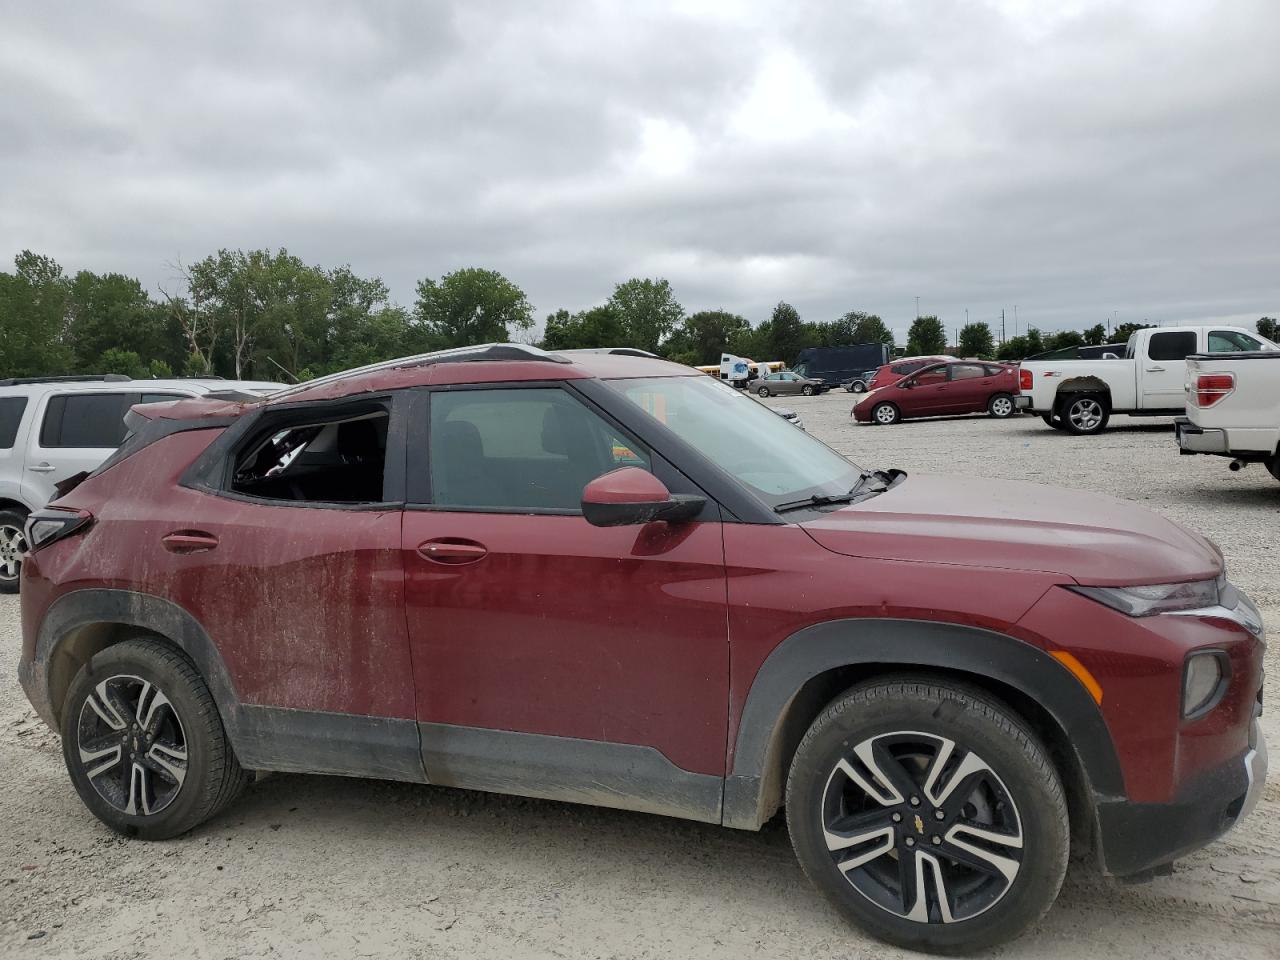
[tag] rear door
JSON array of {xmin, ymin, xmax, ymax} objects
[
  {"xmin": 1140, "ymin": 331, "xmax": 1199, "ymax": 409},
  {"xmin": 23, "ymin": 390, "xmax": 191, "ymax": 508}
]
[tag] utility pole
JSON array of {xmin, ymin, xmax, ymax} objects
[
  {"xmin": 1014, "ymin": 304, "xmax": 1020, "ymax": 338},
  {"xmin": 1001, "ymin": 308, "xmax": 1006, "ymax": 344},
  {"xmin": 915, "ymin": 296, "xmax": 920, "ymax": 320}
]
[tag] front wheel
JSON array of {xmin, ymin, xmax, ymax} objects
[
  {"xmin": 0, "ymin": 509, "xmax": 28, "ymax": 594},
  {"xmin": 786, "ymin": 679, "xmax": 1069, "ymax": 954},
  {"xmin": 62, "ymin": 638, "xmax": 250, "ymax": 839},
  {"xmin": 1059, "ymin": 394, "xmax": 1110, "ymax": 435},
  {"xmin": 872, "ymin": 403, "xmax": 901, "ymax": 425},
  {"xmin": 757, "ymin": 386, "xmax": 770, "ymax": 397},
  {"xmin": 987, "ymin": 394, "xmax": 1015, "ymax": 419},
  {"xmin": 851, "ymin": 381, "xmax": 867, "ymax": 393},
  {"xmin": 802, "ymin": 385, "xmax": 816, "ymax": 396}
]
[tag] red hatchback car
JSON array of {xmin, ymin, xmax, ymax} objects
[
  {"xmin": 854, "ymin": 361, "xmax": 1020, "ymax": 425},
  {"xmin": 865, "ymin": 355, "xmax": 953, "ymax": 392},
  {"xmin": 18, "ymin": 345, "xmax": 1266, "ymax": 953}
]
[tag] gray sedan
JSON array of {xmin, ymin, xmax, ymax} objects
[{"xmin": 755, "ymin": 371, "xmax": 826, "ymax": 397}]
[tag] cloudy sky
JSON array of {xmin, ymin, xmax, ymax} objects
[{"xmin": 2, "ymin": 0, "xmax": 1278, "ymax": 342}]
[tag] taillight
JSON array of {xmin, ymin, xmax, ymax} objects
[
  {"xmin": 1019, "ymin": 368, "xmax": 1033, "ymax": 392},
  {"xmin": 1192, "ymin": 373, "xmax": 1234, "ymax": 408},
  {"xmin": 25, "ymin": 507, "xmax": 93, "ymax": 552}
]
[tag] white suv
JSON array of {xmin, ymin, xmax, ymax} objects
[{"xmin": 0, "ymin": 375, "xmax": 282, "ymax": 591}]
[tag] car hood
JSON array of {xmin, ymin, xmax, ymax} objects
[{"xmin": 801, "ymin": 474, "xmax": 1221, "ymax": 585}]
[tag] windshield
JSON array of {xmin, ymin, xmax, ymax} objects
[{"xmin": 604, "ymin": 375, "xmax": 862, "ymax": 506}]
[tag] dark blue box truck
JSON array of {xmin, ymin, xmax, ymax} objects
[{"xmin": 791, "ymin": 344, "xmax": 892, "ymax": 391}]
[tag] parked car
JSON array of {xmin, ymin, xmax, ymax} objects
[
  {"xmin": 792, "ymin": 344, "xmax": 891, "ymax": 390},
  {"xmin": 755, "ymin": 371, "xmax": 827, "ymax": 397},
  {"xmin": 18, "ymin": 344, "xmax": 1266, "ymax": 953},
  {"xmin": 0, "ymin": 374, "xmax": 283, "ymax": 591},
  {"xmin": 1024, "ymin": 342, "xmax": 1128, "ymax": 362},
  {"xmin": 773, "ymin": 406, "xmax": 805, "ymax": 430},
  {"xmin": 866, "ymin": 356, "xmax": 954, "ymax": 392},
  {"xmin": 842, "ymin": 368, "xmax": 879, "ymax": 393},
  {"xmin": 1017, "ymin": 326, "xmax": 1277, "ymax": 435},
  {"xmin": 853, "ymin": 361, "xmax": 1020, "ymax": 424},
  {"xmin": 1175, "ymin": 349, "xmax": 1280, "ymax": 482}
]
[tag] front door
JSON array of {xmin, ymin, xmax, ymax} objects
[
  {"xmin": 901, "ymin": 365, "xmax": 949, "ymax": 415},
  {"xmin": 1140, "ymin": 331, "xmax": 1199, "ymax": 409},
  {"xmin": 401, "ymin": 384, "xmax": 729, "ymax": 820}
]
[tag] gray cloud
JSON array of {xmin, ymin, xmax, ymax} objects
[{"xmin": 1, "ymin": 0, "xmax": 1277, "ymax": 342}]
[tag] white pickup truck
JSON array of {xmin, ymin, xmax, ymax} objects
[
  {"xmin": 1175, "ymin": 351, "xmax": 1280, "ymax": 482},
  {"xmin": 1015, "ymin": 325, "xmax": 1277, "ymax": 434}
]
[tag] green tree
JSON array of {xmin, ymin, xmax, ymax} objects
[
  {"xmin": 727, "ymin": 321, "xmax": 772, "ymax": 361},
  {"xmin": 65, "ymin": 271, "xmax": 174, "ymax": 373},
  {"xmin": 413, "ymin": 267, "xmax": 534, "ymax": 349},
  {"xmin": 1047, "ymin": 330, "xmax": 1084, "ymax": 351},
  {"xmin": 541, "ymin": 305, "xmax": 627, "ymax": 351},
  {"xmin": 0, "ymin": 251, "xmax": 73, "ymax": 377},
  {"xmin": 995, "ymin": 335, "xmax": 1030, "ymax": 362},
  {"xmin": 767, "ymin": 301, "xmax": 805, "ymax": 363},
  {"xmin": 905, "ymin": 315, "xmax": 947, "ymax": 355},
  {"xmin": 663, "ymin": 309, "xmax": 750, "ymax": 365},
  {"xmin": 1113, "ymin": 322, "xmax": 1154, "ymax": 344},
  {"xmin": 958, "ymin": 322, "xmax": 995, "ymax": 358},
  {"xmin": 1257, "ymin": 317, "xmax": 1278, "ymax": 342},
  {"xmin": 606, "ymin": 278, "xmax": 683, "ymax": 352},
  {"xmin": 98, "ymin": 348, "xmax": 149, "ymax": 379},
  {"xmin": 1083, "ymin": 323, "xmax": 1107, "ymax": 346}
]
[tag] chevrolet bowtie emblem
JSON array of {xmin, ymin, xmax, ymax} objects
[{"xmin": 914, "ymin": 814, "xmax": 925, "ymax": 834}]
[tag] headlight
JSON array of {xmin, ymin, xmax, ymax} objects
[
  {"xmin": 1070, "ymin": 579, "xmax": 1218, "ymax": 617},
  {"xmin": 1183, "ymin": 651, "xmax": 1229, "ymax": 718}
]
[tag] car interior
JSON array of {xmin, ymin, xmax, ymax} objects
[{"xmin": 231, "ymin": 410, "xmax": 389, "ymax": 503}]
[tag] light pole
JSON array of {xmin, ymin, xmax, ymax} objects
[{"xmin": 915, "ymin": 296, "xmax": 920, "ymax": 320}]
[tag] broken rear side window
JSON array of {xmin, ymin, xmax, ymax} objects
[{"xmin": 230, "ymin": 410, "xmax": 389, "ymax": 504}]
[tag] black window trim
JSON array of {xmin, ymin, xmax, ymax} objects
[
  {"xmin": 179, "ymin": 391, "xmax": 407, "ymax": 511},
  {"xmin": 402, "ymin": 380, "xmax": 721, "ymax": 522}
]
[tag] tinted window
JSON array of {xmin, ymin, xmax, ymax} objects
[
  {"xmin": 949, "ymin": 364, "xmax": 986, "ymax": 380},
  {"xmin": 428, "ymin": 388, "xmax": 650, "ymax": 511},
  {"xmin": 40, "ymin": 393, "xmax": 130, "ymax": 448},
  {"xmin": 140, "ymin": 392, "xmax": 186, "ymax": 404},
  {"xmin": 1207, "ymin": 330, "xmax": 1263, "ymax": 353},
  {"xmin": 0, "ymin": 397, "xmax": 27, "ymax": 449},
  {"xmin": 1147, "ymin": 332, "xmax": 1198, "ymax": 362}
]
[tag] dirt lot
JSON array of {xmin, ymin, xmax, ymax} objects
[{"xmin": 2, "ymin": 394, "xmax": 1277, "ymax": 959}]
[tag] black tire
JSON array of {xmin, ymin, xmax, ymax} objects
[
  {"xmin": 1058, "ymin": 393, "xmax": 1110, "ymax": 435},
  {"xmin": 0, "ymin": 508, "xmax": 28, "ymax": 594},
  {"xmin": 786, "ymin": 678, "xmax": 1069, "ymax": 954},
  {"xmin": 987, "ymin": 394, "xmax": 1015, "ymax": 419},
  {"xmin": 1041, "ymin": 413, "xmax": 1065, "ymax": 431},
  {"xmin": 61, "ymin": 638, "xmax": 250, "ymax": 840},
  {"xmin": 1267, "ymin": 456, "xmax": 1279, "ymax": 482},
  {"xmin": 802, "ymin": 385, "xmax": 816, "ymax": 396},
  {"xmin": 871, "ymin": 402, "xmax": 901, "ymax": 425},
  {"xmin": 757, "ymin": 386, "xmax": 770, "ymax": 397},
  {"xmin": 851, "ymin": 381, "xmax": 867, "ymax": 394}
]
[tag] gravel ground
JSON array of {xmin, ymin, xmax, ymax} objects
[{"xmin": 2, "ymin": 393, "xmax": 1277, "ymax": 959}]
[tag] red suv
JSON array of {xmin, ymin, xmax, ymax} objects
[
  {"xmin": 18, "ymin": 345, "xmax": 1266, "ymax": 954},
  {"xmin": 854, "ymin": 361, "xmax": 1020, "ymax": 425}
]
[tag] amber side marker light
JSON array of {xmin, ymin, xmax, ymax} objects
[{"xmin": 1050, "ymin": 650, "xmax": 1104, "ymax": 705}]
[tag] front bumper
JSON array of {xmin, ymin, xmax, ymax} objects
[
  {"xmin": 1095, "ymin": 718, "xmax": 1267, "ymax": 877},
  {"xmin": 1175, "ymin": 417, "xmax": 1229, "ymax": 455}
]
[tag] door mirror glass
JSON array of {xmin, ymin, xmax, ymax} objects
[{"xmin": 581, "ymin": 467, "xmax": 705, "ymax": 527}]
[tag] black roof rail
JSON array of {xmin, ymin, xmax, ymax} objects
[{"xmin": 0, "ymin": 374, "xmax": 132, "ymax": 387}]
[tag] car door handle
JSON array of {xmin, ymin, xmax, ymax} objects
[
  {"xmin": 418, "ymin": 539, "xmax": 488, "ymax": 564},
  {"xmin": 28, "ymin": 462, "xmax": 55, "ymax": 473},
  {"xmin": 162, "ymin": 531, "xmax": 219, "ymax": 554},
  {"xmin": 1145, "ymin": 366, "xmax": 1165, "ymax": 372}
]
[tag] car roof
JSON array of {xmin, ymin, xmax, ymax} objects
[
  {"xmin": 0, "ymin": 376, "xmax": 286, "ymax": 397},
  {"xmin": 266, "ymin": 343, "xmax": 699, "ymax": 405}
]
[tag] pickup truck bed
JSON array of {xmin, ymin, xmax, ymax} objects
[{"xmin": 1176, "ymin": 351, "xmax": 1280, "ymax": 481}]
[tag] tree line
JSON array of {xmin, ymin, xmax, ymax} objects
[{"xmin": 2, "ymin": 249, "xmax": 1274, "ymax": 381}]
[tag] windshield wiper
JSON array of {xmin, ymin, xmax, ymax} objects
[{"xmin": 773, "ymin": 469, "xmax": 901, "ymax": 514}]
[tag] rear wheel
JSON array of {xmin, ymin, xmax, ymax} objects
[
  {"xmin": 1059, "ymin": 394, "xmax": 1109, "ymax": 435},
  {"xmin": 757, "ymin": 386, "xmax": 771, "ymax": 397},
  {"xmin": 850, "ymin": 381, "xmax": 867, "ymax": 394},
  {"xmin": 987, "ymin": 394, "xmax": 1015, "ymax": 419},
  {"xmin": 872, "ymin": 403, "xmax": 901, "ymax": 425},
  {"xmin": 786, "ymin": 679, "xmax": 1069, "ymax": 954},
  {"xmin": 62, "ymin": 638, "xmax": 249, "ymax": 839},
  {"xmin": 0, "ymin": 509, "xmax": 28, "ymax": 594}
]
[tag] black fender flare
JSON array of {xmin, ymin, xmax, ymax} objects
[{"xmin": 721, "ymin": 618, "xmax": 1125, "ymax": 829}]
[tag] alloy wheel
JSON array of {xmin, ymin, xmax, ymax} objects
[
  {"xmin": 75, "ymin": 674, "xmax": 189, "ymax": 816},
  {"xmin": 820, "ymin": 730, "xmax": 1023, "ymax": 925},
  {"xmin": 990, "ymin": 397, "xmax": 1013, "ymax": 417},
  {"xmin": 0, "ymin": 523, "xmax": 25, "ymax": 583},
  {"xmin": 1067, "ymin": 398, "xmax": 1103, "ymax": 431},
  {"xmin": 874, "ymin": 405, "xmax": 898, "ymax": 425}
]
